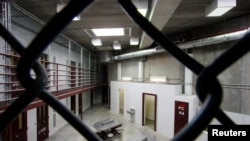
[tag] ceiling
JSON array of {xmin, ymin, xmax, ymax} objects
[{"xmin": 12, "ymin": 0, "xmax": 250, "ymax": 53}]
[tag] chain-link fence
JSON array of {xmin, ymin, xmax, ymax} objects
[{"xmin": 1, "ymin": 0, "xmax": 250, "ymax": 140}]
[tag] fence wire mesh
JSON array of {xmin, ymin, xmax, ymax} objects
[{"xmin": 0, "ymin": 0, "xmax": 250, "ymax": 140}]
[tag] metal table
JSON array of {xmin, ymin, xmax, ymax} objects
[
  {"xmin": 93, "ymin": 118, "xmax": 122, "ymax": 140},
  {"xmin": 93, "ymin": 118, "xmax": 122, "ymax": 132}
]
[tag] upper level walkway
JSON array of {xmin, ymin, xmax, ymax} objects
[{"xmin": 0, "ymin": 54, "xmax": 107, "ymax": 112}]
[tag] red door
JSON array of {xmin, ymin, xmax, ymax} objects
[
  {"xmin": 174, "ymin": 101, "xmax": 189, "ymax": 135},
  {"xmin": 37, "ymin": 105, "xmax": 49, "ymax": 141},
  {"xmin": 1, "ymin": 112, "xmax": 27, "ymax": 141}
]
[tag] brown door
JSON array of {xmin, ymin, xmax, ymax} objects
[
  {"xmin": 78, "ymin": 63, "xmax": 82, "ymax": 86},
  {"xmin": 71, "ymin": 95, "xmax": 76, "ymax": 114},
  {"xmin": 174, "ymin": 101, "xmax": 189, "ymax": 135},
  {"xmin": 1, "ymin": 112, "xmax": 27, "ymax": 141},
  {"xmin": 37, "ymin": 105, "xmax": 49, "ymax": 141},
  {"xmin": 79, "ymin": 94, "xmax": 83, "ymax": 119},
  {"xmin": 70, "ymin": 61, "xmax": 76, "ymax": 88}
]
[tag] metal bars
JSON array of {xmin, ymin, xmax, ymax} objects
[
  {"xmin": 0, "ymin": 0, "xmax": 249, "ymax": 141},
  {"xmin": 0, "ymin": 0, "xmax": 102, "ymax": 140}
]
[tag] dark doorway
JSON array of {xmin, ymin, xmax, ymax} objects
[
  {"xmin": 79, "ymin": 94, "xmax": 83, "ymax": 119},
  {"xmin": 71, "ymin": 95, "xmax": 76, "ymax": 114}
]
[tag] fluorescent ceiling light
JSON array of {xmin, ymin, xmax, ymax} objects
[
  {"xmin": 92, "ymin": 28, "xmax": 124, "ymax": 37},
  {"xmin": 130, "ymin": 37, "xmax": 139, "ymax": 45},
  {"xmin": 205, "ymin": 0, "xmax": 236, "ymax": 17},
  {"xmin": 91, "ymin": 38, "xmax": 102, "ymax": 46},
  {"xmin": 73, "ymin": 15, "xmax": 81, "ymax": 21},
  {"xmin": 150, "ymin": 76, "xmax": 167, "ymax": 83},
  {"xmin": 122, "ymin": 77, "xmax": 132, "ymax": 81},
  {"xmin": 113, "ymin": 41, "xmax": 121, "ymax": 50}
]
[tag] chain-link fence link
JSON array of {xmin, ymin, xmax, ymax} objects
[{"xmin": 1, "ymin": 0, "xmax": 250, "ymax": 140}]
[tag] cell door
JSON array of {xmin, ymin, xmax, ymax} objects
[
  {"xmin": 37, "ymin": 105, "xmax": 49, "ymax": 141},
  {"xmin": 71, "ymin": 95, "xmax": 76, "ymax": 114},
  {"xmin": 174, "ymin": 101, "xmax": 189, "ymax": 135},
  {"xmin": 1, "ymin": 112, "xmax": 27, "ymax": 141},
  {"xmin": 79, "ymin": 94, "xmax": 83, "ymax": 119},
  {"xmin": 70, "ymin": 61, "xmax": 76, "ymax": 88}
]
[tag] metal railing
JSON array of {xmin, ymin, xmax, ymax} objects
[
  {"xmin": 0, "ymin": 55, "xmax": 104, "ymax": 108},
  {"xmin": 0, "ymin": 0, "xmax": 250, "ymax": 140}
]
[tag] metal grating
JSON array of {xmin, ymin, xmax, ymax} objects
[{"xmin": 0, "ymin": 0, "xmax": 249, "ymax": 140}]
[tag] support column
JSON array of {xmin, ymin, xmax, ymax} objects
[
  {"xmin": 184, "ymin": 53, "xmax": 193, "ymax": 95},
  {"xmin": 80, "ymin": 48, "xmax": 83, "ymax": 67},
  {"xmin": 68, "ymin": 40, "xmax": 71, "ymax": 60},
  {"xmin": 117, "ymin": 63, "xmax": 121, "ymax": 81},
  {"xmin": 138, "ymin": 61, "xmax": 144, "ymax": 81}
]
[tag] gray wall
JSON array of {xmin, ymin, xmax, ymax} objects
[
  {"xmin": 108, "ymin": 53, "xmax": 184, "ymax": 83},
  {"xmin": 193, "ymin": 41, "xmax": 250, "ymax": 115},
  {"xmin": 144, "ymin": 53, "xmax": 184, "ymax": 83},
  {"xmin": 108, "ymin": 62, "xmax": 118, "ymax": 83},
  {"xmin": 108, "ymin": 14, "xmax": 250, "ymax": 116}
]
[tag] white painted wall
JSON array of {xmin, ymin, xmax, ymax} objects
[
  {"xmin": 111, "ymin": 81, "xmax": 239, "ymax": 140},
  {"xmin": 48, "ymin": 99, "xmax": 68, "ymax": 136},
  {"xmin": 110, "ymin": 81, "xmax": 249, "ymax": 141},
  {"xmin": 27, "ymin": 109, "xmax": 37, "ymax": 141},
  {"xmin": 138, "ymin": 61, "xmax": 144, "ymax": 81},
  {"xmin": 110, "ymin": 81, "xmax": 184, "ymax": 138},
  {"xmin": 82, "ymin": 91, "xmax": 91, "ymax": 111},
  {"xmin": 184, "ymin": 53, "xmax": 194, "ymax": 95}
]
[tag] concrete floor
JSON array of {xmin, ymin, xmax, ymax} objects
[{"xmin": 45, "ymin": 104, "xmax": 171, "ymax": 141}]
